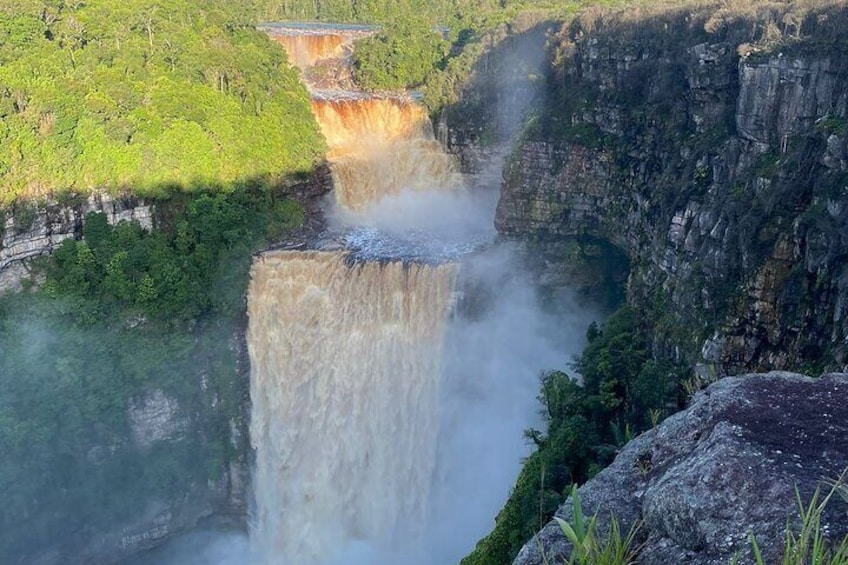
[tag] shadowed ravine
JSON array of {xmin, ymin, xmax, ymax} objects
[{"xmin": 134, "ymin": 22, "xmax": 593, "ymax": 565}]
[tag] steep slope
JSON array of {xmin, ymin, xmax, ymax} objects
[{"xmin": 495, "ymin": 1, "xmax": 848, "ymax": 374}]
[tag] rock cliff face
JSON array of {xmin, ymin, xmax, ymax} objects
[
  {"xmin": 490, "ymin": 4, "xmax": 848, "ymax": 374},
  {"xmin": 513, "ymin": 372, "xmax": 848, "ymax": 565},
  {"xmin": 0, "ymin": 165, "xmax": 333, "ymax": 296},
  {"xmin": 0, "ymin": 195, "xmax": 153, "ymax": 294},
  {"xmin": 440, "ymin": 20, "xmax": 554, "ymax": 189}
]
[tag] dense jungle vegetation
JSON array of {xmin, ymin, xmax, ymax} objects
[
  {"xmin": 0, "ymin": 2, "xmax": 318, "ymax": 559},
  {"xmin": 0, "ymin": 0, "xmax": 324, "ymax": 202}
]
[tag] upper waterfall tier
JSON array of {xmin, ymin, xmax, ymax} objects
[
  {"xmin": 262, "ymin": 22, "xmax": 462, "ymax": 213},
  {"xmin": 309, "ymin": 96, "xmax": 460, "ymax": 211},
  {"xmin": 310, "ymin": 97, "xmax": 430, "ymax": 153},
  {"xmin": 258, "ymin": 23, "xmax": 476, "ymax": 260},
  {"xmin": 258, "ymin": 22, "xmax": 377, "ymax": 70}
]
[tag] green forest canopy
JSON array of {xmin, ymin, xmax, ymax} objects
[
  {"xmin": 0, "ymin": 0, "xmax": 325, "ymax": 203},
  {"xmin": 0, "ymin": 0, "xmax": 626, "ymax": 204},
  {"xmin": 257, "ymin": 0, "xmax": 624, "ymax": 105}
]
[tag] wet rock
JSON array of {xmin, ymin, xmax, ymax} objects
[{"xmin": 128, "ymin": 390, "xmax": 187, "ymax": 449}]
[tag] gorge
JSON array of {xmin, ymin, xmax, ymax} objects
[
  {"xmin": 138, "ymin": 22, "xmax": 591, "ymax": 565},
  {"xmin": 247, "ymin": 25, "xmax": 591, "ymax": 565},
  {"xmin": 1, "ymin": 1, "xmax": 848, "ymax": 564}
]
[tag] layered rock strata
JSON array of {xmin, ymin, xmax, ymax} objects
[{"xmin": 490, "ymin": 5, "xmax": 848, "ymax": 373}]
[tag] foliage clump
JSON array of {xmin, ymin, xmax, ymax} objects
[
  {"xmin": 746, "ymin": 477, "xmax": 848, "ymax": 565},
  {"xmin": 552, "ymin": 485, "xmax": 642, "ymax": 565}
]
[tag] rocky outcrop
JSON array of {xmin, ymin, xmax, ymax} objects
[
  {"xmin": 128, "ymin": 390, "xmax": 189, "ymax": 449},
  {"xmin": 514, "ymin": 372, "xmax": 848, "ymax": 565},
  {"xmin": 0, "ymin": 164, "xmax": 333, "ymax": 296},
  {"xmin": 491, "ymin": 5, "xmax": 848, "ymax": 374},
  {"xmin": 0, "ymin": 195, "xmax": 152, "ymax": 294}
]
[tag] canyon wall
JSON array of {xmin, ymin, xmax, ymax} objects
[
  {"xmin": 479, "ymin": 3, "xmax": 848, "ymax": 374},
  {"xmin": 442, "ymin": 6, "xmax": 848, "ymax": 564}
]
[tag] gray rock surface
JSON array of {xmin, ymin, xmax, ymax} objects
[
  {"xmin": 514, "ymin": 372, "xmax": 848, "ymax": 565},
  {"xmin": 128, "ymin": 389, "xmax": 188, "ymax": 449},
  {"xmin": 0, "ymin": 194, "xmax": 152, "ymax": 294},
  {"xmin": 485, "ymin": 5, "xmax": 848, "ymax": 374}
]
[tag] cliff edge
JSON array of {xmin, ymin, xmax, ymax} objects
[
  {"xmin": 515, "ymin": 372, "xmax": 848, "ymax": 564},
  {"xmin": 494, "ymin": 2, "xmax": 848, "ymax": 374}
]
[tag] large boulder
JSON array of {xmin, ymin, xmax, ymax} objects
[{"xmin": 514, "ymin": 372, "xmax": 848, "ymax": 565}]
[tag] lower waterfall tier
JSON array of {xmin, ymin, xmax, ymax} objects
[{"xmin": 247, "ymin": 251, "xmax": 457, "ymax": 564}]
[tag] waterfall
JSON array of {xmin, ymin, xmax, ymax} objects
[
  {"xmin": 310, "ymin": 96, "xmax": 461, "ymax": 211},
  {"xmin": 270, "ymin": 34, "xmax": 347, "ymax": 69},
  {"xmin": 246, "ymin": 25, "xmax": 472, "ymax": 564},
  {"xmin": 248, "ymin": 252, "xmax": 457, "ymax": 564},
  {"xmin": 242, "ymin": 23, "xmax": 563, "ymax": 565},
  {"xmin": 125, "ymin": 19, "xmax": 580, "ymax": 565}
]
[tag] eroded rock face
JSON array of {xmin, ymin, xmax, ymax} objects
[
  {"xmin": 128, "ymin": 390, "xmax": 188, "ymax": 449},
  {"xmin": 514, "ymin": 372, "xmax": 848, "ymax": 565},
  {"xmin": 487, "ymin": 6, "xmax": 848, "ymax": 374},
  {"xmin": 0, "ymin": 194, "xmax": 153, "ymax": 294}
]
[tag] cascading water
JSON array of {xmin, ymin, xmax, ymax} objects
[
  {"xmin": 247, "ymin": 24, "xmax": 472, "ymax": 565},
  {"xmin": 270, "ymin": 34, "xmax": 346, "ymax": 68},
  {"xmin": 135, "ymin": 22, "xmax": 593, "ymax": 565},
  {"xmin": 248, "ymin": 253, "xmax": 457, "ymax": 563},
  {"xmin": 311, "ymin": 95, "xmax": 462, "ymax": 211},
  {"xmin": 259, "ymin": 23, "xmax": 376, "ymax": 71}
]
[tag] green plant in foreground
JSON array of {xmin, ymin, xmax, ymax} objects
[
  {"xmin": 550, "ymin": 470, "xmax": 848, "ymax": 565},
  {"xmin": 747, "ymin": 471, "xmax": 848, "ymax": 565},
  {"xmin": 546, "ymin": 485, "xmax": 642, "ymax": 565},
  {"xmin": 648, "ymin": 408, "xmax": 663, "ymax": 429}
]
